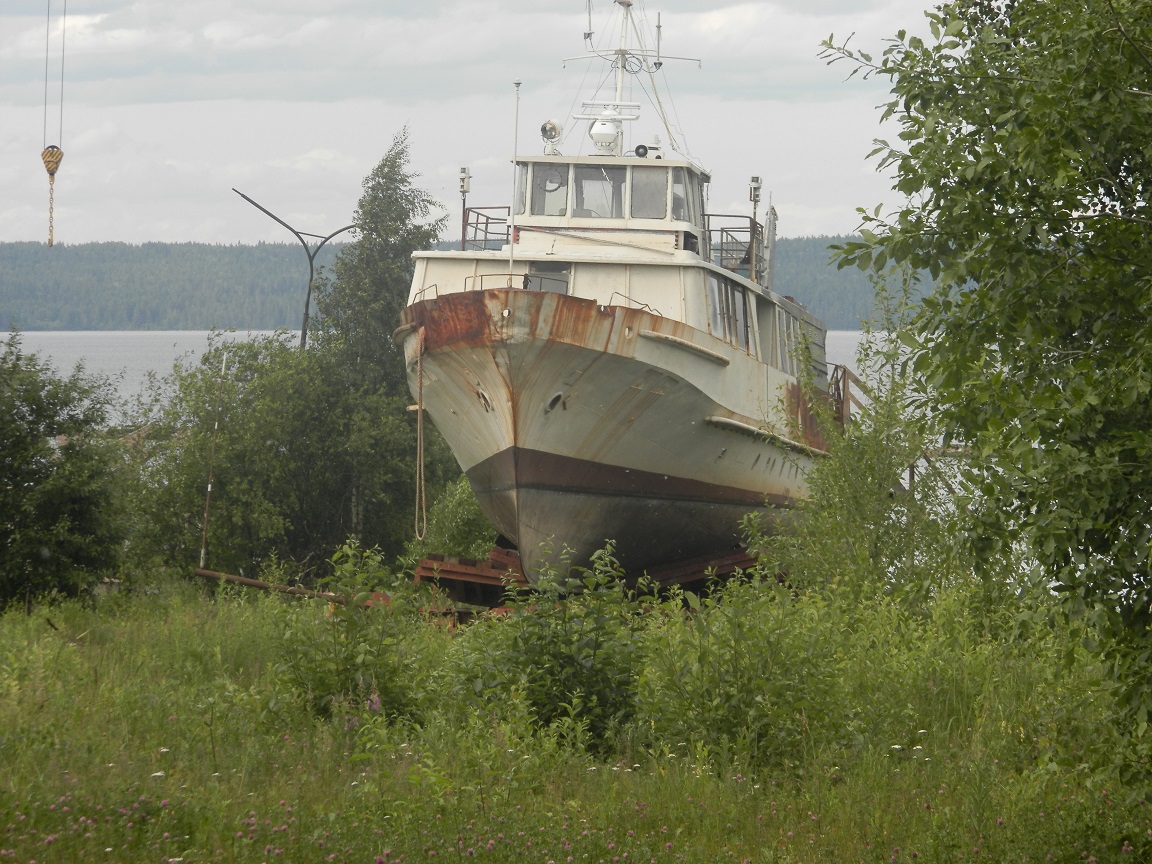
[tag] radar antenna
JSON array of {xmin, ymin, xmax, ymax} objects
[{"xmin": 565, "ymin": 0, "xmax": 699, "ymax": 159}]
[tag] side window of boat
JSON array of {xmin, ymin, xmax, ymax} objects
[
  {"xmin": 631, "ymin": 166, "xmax": 668, "ymax": 219},
  {"xmin": 758, "ymin": 301, "xmax": 779, "ymax": 367},
  {"xmin": 776, "ymin": 308, "xmax": 802, "ymax": 376},
  {"xmin": 671, "ymin": 167, "xmax": 688, "ymax": 221},
  {"xmin": 732, "ymin": 285, "xmax": 751, "ymax": 352},
  {"xmin": 530, "ymin": 164, "xmax": 569, "ymax": 216},
  {"xmin": 706, "ymin": 272, "xmax": 752, "ymax": 352},
  {"xmin": 707, "ymin": 273, "xmax": 725, "ymax": 339},
  {"xmin": 574, "ymin": 165, "xmax": 626, "ymax": 217},
  {"xmin": 689, "ymin": 175, "xmax": 705, "ymax": 226}
]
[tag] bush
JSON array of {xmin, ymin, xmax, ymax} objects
[
  {"xmin": 0, "ymin": 332, "xmax": 125, "ymax": 602},
  {"xmin": 401, "ymin": 474, "xmax": 495, "ymax": 568},
  {"xmin": 446, "ymin": 545, "xmax": 658, "ymax": 750},
  {"xmin": 274, "ymin": 542, "xmax": 448, "ymax": 718},
  {"xmin": 638, "ymin": 575, "xmax": 846, "ymax": 771}
]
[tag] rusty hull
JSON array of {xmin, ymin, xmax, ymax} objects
[{"xmin": 398, "ymin": 288, "xmax": 813, "ymax": 579}]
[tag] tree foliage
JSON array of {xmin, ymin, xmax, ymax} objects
[
  {"xmin": 132, "ymin": 130, "xmax": 456, "ymax": 579},
  {"xmin": 315, "ymin": 127, "xmax": 446, "ymax": 393},
  {"xmin": 0, "ymin": 334, "xmax": 124, "ymax": 601},
  {"xmin": 131, "ymin": 334, "xmax": 427, "ymax": 575},
  {"xmin": 824, "ymin": 0, "xmax": 1152, "ymax": 755}
]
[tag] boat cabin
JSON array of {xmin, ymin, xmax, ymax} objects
[
  {"xmin": 513, "ymin": 155, "xmax": 708, "ymax": 256},
  {"xmin": 416, "ymin": 152, "xmax": 827, "ymax": 389}
]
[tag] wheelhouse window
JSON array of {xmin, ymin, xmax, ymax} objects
[
  {"xmin": 672, "ymin": 167, "xmax": 703, "ymax": 226},
  {"xmin": 530, "ymin": 164, "xmax": 569, "ymax": 216},
  {"xmin": 630, "ymin": 166, "xmax": 668, "ymax": 219},
  {"xmin": 706, "ymin": 272, "xmax": 751, "ymax": 352},
  {"xmin": 574, "ymin": 165, "xmax": 626, "ymax": 217}
]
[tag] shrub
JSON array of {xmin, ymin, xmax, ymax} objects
[
  {"xmin": 638, "ymin": 575, "xmax": 846, "ymax": 771},
  {"xmin": 0, "ymin": 332, "xmax": 126, "ymax": 601},
  {"xmin": 446, "ymin": 545, "xmax": 657, "ymax": 750},
  {"xmin": 274, "ymin": 542, "xmax": 447, "ymax": 718},
  {"xmin": 400, "ymin": 474, "xmax": 496, "ymax": 568}
]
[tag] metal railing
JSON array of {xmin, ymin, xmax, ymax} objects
[
  {"xmin": 704, "ymin": 213, "xmax": 767, "ymax": 286},
  {"xmin": 462, "ymin": 273, "xmax": 570, "ymax": 294},
  {"xmin": 828, "ymin": 364, "xmax": 868, "ymax": 426},
  {"xmin": 462, "ymin": 206, "xmax": 510, "ymax": 251}
]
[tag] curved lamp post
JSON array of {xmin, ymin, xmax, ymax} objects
[{"xmin": 232, "ymin": 188, "xmax": 354, "ymax": 349}]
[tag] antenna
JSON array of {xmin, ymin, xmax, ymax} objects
[
  {"xmin": 564, "ymin": 1, "xmax": 699, "ymax": 159},
  {"xmin": 655, "ymin": 13, "xmax": 663, "ymax": 70},
  {"xmin": 749, "ymin": 176, "xmax": 762, "ymax": 283},
  {"xmin": 459, "ymin": 166, "xmax": 471, "ymax": 250},
  {"xmin": 508, "ymin": 80, "xmax": 522, "ymax": 283}
]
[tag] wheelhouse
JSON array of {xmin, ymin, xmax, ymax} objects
[{"xmin": 511, "ymin": 156, "xmax": 708, "ymax": 256}]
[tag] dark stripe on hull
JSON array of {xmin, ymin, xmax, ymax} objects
[{"xmin": 466, "ymin": 446, "xmax": 795, "ymax": 576}]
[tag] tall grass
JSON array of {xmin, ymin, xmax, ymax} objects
[
  {"xmin": 4, "ymin": 331, "xmax": 1146, "ymax": 862},
  {"xmin": 1, "ymin": 566, "xmax": 1145, "ymax": 863}
]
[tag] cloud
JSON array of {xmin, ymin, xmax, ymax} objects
[{"xmin": 0, "ymin": 0, "xmax": 930, "ymax": 244}]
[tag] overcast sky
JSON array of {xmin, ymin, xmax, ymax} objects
[{"xmin": 1, "ymin": 0, "xmax": 934, "ymax": 246}]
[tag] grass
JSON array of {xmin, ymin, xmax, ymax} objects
[{"xmin": 1, "ymin": 579, "xmax": 1148, "ymax": 864}]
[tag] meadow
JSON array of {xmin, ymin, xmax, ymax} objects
[
  {"xmin": 2, "ymin": 547, "xmax": 1147, "ymax": 864},
  {"xmin": 4, "ymin": 316, "xmax": 1149, "ymax": 863}
]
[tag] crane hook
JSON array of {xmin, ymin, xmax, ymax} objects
[{"xmin": 41, "ymin": 146, "xmax": 64, "ymax": 247}]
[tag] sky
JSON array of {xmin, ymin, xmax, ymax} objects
[{"xmin": 0, "ymin": 0, "xmax": 936, "ymax": 246}]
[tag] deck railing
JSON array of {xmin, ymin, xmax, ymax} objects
[
  {"xmin": 462, "ymin": 206, "xmax": 510, "ymax": 251},
  {"xmin": 461, "ymin": 273, "xmax": 570, "ymax": 294},
  {"xmin": 828, "ymin": 364, "xmax": 868, "ymax": 426},
  {"xmin": 704, "ymin": 213, "xmax": 767, "ymax": 286}
]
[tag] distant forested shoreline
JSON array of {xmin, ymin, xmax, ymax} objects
[{"xmin": 0, "ymin": 236, "xmax": 891, "ymax": 331}]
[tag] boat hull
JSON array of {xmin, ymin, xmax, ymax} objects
[{"xmin": 398, "ymin": 288, "xmax": 812, "ymax": 578}]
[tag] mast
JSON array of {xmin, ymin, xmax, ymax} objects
[
  {"xmin": 567, "ymin": 0, "xmax": 697, "ymax": 160},
  {"xmin": 614, "ymin": 0, "xmax": 632, "ymax": 103}
]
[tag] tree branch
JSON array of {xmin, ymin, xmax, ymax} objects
[{"xmin": 1106, "ymin": 0, "xmax": 1152, "ymax": 73}]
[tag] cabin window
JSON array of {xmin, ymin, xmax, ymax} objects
[
  {"xmin": 706, "ymin": 274, "xmax": 724, "ymax": 340},
  {"xmin": 630, "ymin": 166, "xmax": 668, "ymax": 219},
  {"xmin": 530, "ymin": 164, "xmax": 569, "ymax": 216},
  {"xmin": 733, "ymin": 285, "xmax": 751, "ymax": 352},
  {"xmin": 706, "ymin": 273, "xmax": 751, "ymax": 352},
  {"xmin": 671, "ymin": 167, "xmax": 702, "ymax": 225},
  {"xmin": 574, "ymin": 165, "xmax": 626, "ymax": 217},
  {"xmin": 777, "ymin": 309, "xmax": 803, "ymax": 376},
  {"xmin": 525, "ymin": 261, "xmax": 571, "ymax": 294},
  {"xmin": 514, "ymin": 163, "xmax": 528, "ymax": 216}
]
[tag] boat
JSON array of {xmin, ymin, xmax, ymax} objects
[{"xmin": 395, "ymin": 0, "xmax": 847, "ymax": 580}]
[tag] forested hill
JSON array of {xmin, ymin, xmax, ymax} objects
[
  {"xmin": 0, "ymin": 236, "xmax": 893, "ymax": 331},
  {"xmin": 0, "ymin": 241, "xmax": 344, "ymax": 331},
  {"xmin": 772, "ymin": 235, "xmax": 894, "ymax": 330}
]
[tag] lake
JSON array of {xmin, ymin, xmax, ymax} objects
[
  {"xmin": 11, "ymin": 331, "xmax": 288, "ymax": 400},
  {"xmin": 13, "ymin": 329, "xmax": 867, "ymax": 401}
]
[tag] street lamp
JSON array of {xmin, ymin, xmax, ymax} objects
[{"xmin": 232, "ymin": 188, "xmax": 354, "ymax": 349}]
